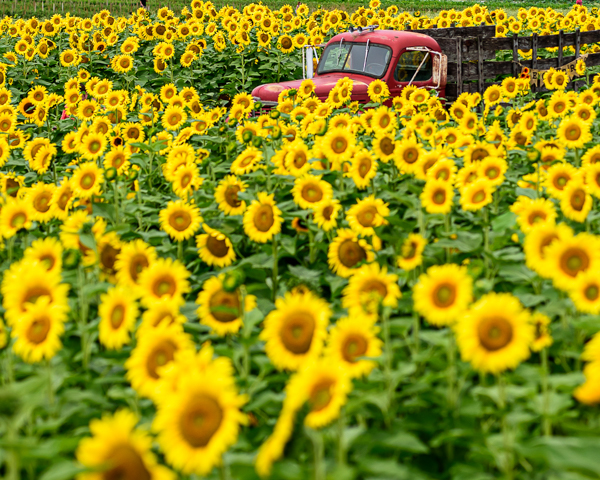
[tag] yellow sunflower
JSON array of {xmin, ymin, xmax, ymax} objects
[
  {"xmin": 313, "ymin": 199, "xmax": 341, "ymax": 232},
  {"xmin": 138, "ymin": 257, "xmax": 191, "ymax": 308},
  {"xmin": 348, "ymin": 150, "xmax": 377, "ymax": 189},
  {"xmin": 125, "ymin": 321, "xmax": 194, "ymax": 400},
  {"xmin": 574, "ymin": 362, "xmax": 600, "ymax": 405},
  {"xmin": 196, "ymin": 274, "xmax": 256, "ymax": 336},
  {"xmin": 292, "ymin": 175, "xmax": 333, "ymax": 210},
  {"xmin": 556, "ymin": 116, "xmax": 592, "ymax": 149},
  {"xmin": 568, "ymin": 271, "xmax": 600, "ymax": 315},
  {"xmin": 23, "ymin": 237, "xmax": 62, "ymax": 274},
  {"xmin": 514, "ymin": 197, "xmax": 557, "ymax": 233},
  {"xmin": 530, "ymin": 312, "xmax": 553, "ymax": 352},
  {"xmin": 98, "ymin": 285, "xmax": 139, "ymax": 350},
  {"xmin": 397, "ymin": 233, "xmax": 427, "ymax": 271},
  {"xmin": 455, "ymin": 292, "xmax": 533, "ymax": 374},
  {"xmin": 459, "ymin": 178, "xmax": 494, "ymax": 211},
  {"xmin": 346, "ymin": 196, "xmax": 390, "ymax": 237},
  {"xmin": 328, "ymin": 229, "xmax": 375, "ymax": 278},
  {"xmin": 560, "ymin": 179, "xmax": 592, "ymax": 223},
  {"xmin": 196, "ymin": 224, "xmax": 236, "ymax": 268},
  {"xmin": 76, "ymin": 409, "xmax": 174, "ymax": 480},
  {"xmin": 421, "ymin": 179, "xmax": 454, "ymax": 215},
  {"xmin": 543, "ymin": 233, "xmax": 600, "ymax": 291},
  {"xmin": 159, "ymin": 200, "xmax": 202, "ymax": 242},
  {"xmin": 115, "ymin": 239, "xmax": 158, "ymax": 294},
  {"xmin": 243, "ymin": 192, "xmax": 283, "ymax": 243},
  {"xmin": 231, "ymin": 146, "xmax": 262, "ymax": 175},
  {"xmin": 215, "ymin": 176, "xmax": 247, "ymax": 216},
  {"xmin": 72, "ymin": 162, "xmax": 104, "ymax": 199},
  {"xmin": 342, "ymin": 262, "xmax": 401, "ymax": 316},
  {"xmin": 524, "ymin": 222, "xmax": 573, "ymax": 276},
  {"xmin": 260, "ymin": 290, "xmax": 330, "ymax": 371},
  {"xmin": 413, "ymin": 264, "xmax": 473, "ymax": 327},
  {"xmin": 0, "ymin": 197, "xmax": 33, "ymax": 239}
]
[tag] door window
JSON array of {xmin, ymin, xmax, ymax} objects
[{"xmin": 394, "ymin": 50, "xmax": 432, "ymax": 82}]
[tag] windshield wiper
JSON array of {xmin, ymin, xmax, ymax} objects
[
  {"xmin": 336, "ymin": 38, "xmax": 344, "ymax": 67},
  {"xmin": 362, "ymin": 39, "xmax": 370, "ymax": 72}
]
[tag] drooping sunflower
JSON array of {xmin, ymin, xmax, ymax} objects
[
  {"xmin": 325, "ymin": 316, "xmax": 382, "ymax": 378},
  {"xmin": 76, "ymin": 409, "xmax": 174, "ymax": 480},
  {"xmin": 115, "ymin": 239, "xmax": 158, "ymax": 294},
  {"xmin": 345, "ymin": 196, "xmax": 390, "ymax": 237},
  {"xmin": 397, "ymin": 233, "xmax": 427, "ymax": 271},
  {"xmin": 455, "ymin": 292, "xmax": 534, "ymax": 374},
  {"xmin": 72, "ymin": 162, "xmax": 104, "ymax": 199},
  {"xmin": 543, "ymin": 233, "xmax": 600, "ymax": 291},
  {"xmin": 125, "ymin": 322, "xmax": 194, "ymax": 400},
  {"xmin": 138, "ymin": 257, "xmax": 191, "ymax": 308},
  {"xmin": 560, "ymin": 179, "xmax": 592, "ymax": 223},
  {"xmin": 421, "ymin": 179, "xmax": 454, "ymax": 215},
  {"xmin": 152, "ymin": 364, "xmax": 247, "ymax": 476},
  {"xmin": 214, "ymin": 175, "xmax": 247, "ymax": 216},
  {"xmin": 413, "ymin": 264, "xmax": 473, "ymax": 327},
  {"xmin": 98, "ymin": 285, "xmax": 139, "ymax": 350},
  {"xmin": 243, "ymin": 192, "xmax": 283, "ymax": 243},
  {"xmin": 159, "ymin": 200, "xmax": 202, "ymax": 242},
  {"xmin": 292, "ymin": 175, "xmax": 333, "ymax": 210},
  {"xmin": 196, "ymin": 274, "xmax": 256, "ymax": 336},
  {"xmin": 342, "ymin": 262, "xmax": 401, "ymax": 316},
  {"xmin": 260, "ymin": 290, "xmax": 330, "ymax": 371},
  {"xmin": 328, "ymin": 229, "xmax": 375, "ymax": 278},
  {"xmin": 196, "ymin": 225, "xmax": 236, "ymax": 268}
]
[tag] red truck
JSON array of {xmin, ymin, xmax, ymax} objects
[{"xmin": 251, "ymin": 27, "xmax": 448, "ymax": 106}]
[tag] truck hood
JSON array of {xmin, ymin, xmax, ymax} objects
[{"xmin": 251, "ymin": 73, "xmax": 374, "ymax": 102}]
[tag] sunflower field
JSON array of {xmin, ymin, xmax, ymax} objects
[{"xmin": 3, "ymin": 1, "xmax": 600, "ymax": 480}]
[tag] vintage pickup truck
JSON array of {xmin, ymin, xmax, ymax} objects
[{"xmin": 251, "ymin": 26, "xmax": 448, "ymax": 106}]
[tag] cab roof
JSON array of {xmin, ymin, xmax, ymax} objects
[{"xmin": 327, "ymin": 29, "xmax": 441, "ymax": 53}]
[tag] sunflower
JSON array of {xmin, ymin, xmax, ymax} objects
[
  {"xmin": 394, "ymin": 138, "xmax": 422, "ymax": 174},
  {"xmin": 76, "ymin": 409, "xmax": 174, "ymax": 480},
  {"xmin": 325, "ymin": 316, "xmax": 382, "ymax": 378},
  {"xmin": 524, "ymin": 222, "xmax": 573, "ymax": 276},
  {"xmin": 115, "ymin": 239, "xmax": 157, "ymax": 294},
  {"xmin": 342, "ymin": 262, "xmax": 401, "ymax": 316},
  {"xmin": 557, "ymin": 116, "xmax": 592, "ymax": 149},
  {"xmin": 126, "ymin": 322, "xmax": 194, "ymax": 400},
  {"xmin": 313, "ymin": 199, "xmax": 341, "ymax": 232},
  {"xmin": 214, "ymin": 176, "xmax": 247, "ymax": 216},
  {"xmin": 513, "ymin": 197, "xmax": 557, "ymax": 233},
  {"xmin": 260, "ymin": 290, "xmax": 330, "ymax": 371},
  {"xmin": 231, "ymin": 146, "xmax": 262, "ymax": 175},
  {"xmin": 455, "ymin": 292, "xmax": 533, "ymax": 374},
  {"xmin": 0, "ymin": 197, "xmax": 33, "ymax": 239},
  {"xmin": 478, "ymin": 156, "xmax": 507, "ymax": 187},
  {"xmin": 321, "ymin": 127, "xmax": 355, "ymax": 164},
  {"xmin": 427, "ymin": 158, "xmax": 457, "ymax": 183},
  {"xmin": 413, "ymin": 264, "xmax": 473, "ymax": 327},
  {"xmin": 460, "ymin": 178, "xmax": 494, "ymax": 211},
  {"xmin": 529, "ymin": 312, "xmax": 553, "ymax": 352},
  {"xmin": 23, "ymin": 237, "xmax": 62, "ymax": 274},
  {"xmin": 98, "ymin": 285, "xmax": 139, "ymax": 350},
  {"xmin": 72, "ymin": 162, "xmax": 104, "ymax": 199},
  {"xmin": 138, "ymin": 257, "xmax": 191, "ymax": 308},
  {"xmin": 11, "ymin": 298, "xmax": 65, "ymax": 363},
  {"xmin": 544, "ymin": 163, "xmax": 578, "ymax": 199},
  {"xmin": 574, "ymin": 362, "xmax": 600, "ymax": 405},
  {"xmin": 26, "ymin": 182, "xmax": 55, "ymax": 223},
  {"xmin": 328, "ymin": 229, "xmax": 375, "ymax": 278},
  {"xmin": 568, "ymin": 271, "xmax": 600, "ymax": 314},
  {"xmin": 196, "ymin": 274, "xmax": 256, "ymax": 336},
  {"xmin": 195, "ymin": 224, "xmax": 236, "ymax": 268},
  {"xmin": 292, "ymin": 175, "xmax": 333, "ymax": 210},
  {"xmin": 544, "ymin": 233, "xmax": 600, "ymax": 291},
  {"xmin": 367, "ymin": 79, "xmax": 390, "ymax": 103},
  {"xmin": 159, "ymin": 200, "xmax": 202, "ymax": 242},
  {"xmin": 421, "ymin": 179, "xmax": 454, "ymax": 215},
  {"xmin": 346, "ymin": 196, "xmax": 390, "ymax": 237},
  {"xmin": 560, "ymin": 179, "xmax": 592, "ymax": 223},
  {"xmin": 243, "ymin": 192, "xmax": 283, "ymax": 243},
  {"xmin": 79, "ymin": 132, "xmax": 108, "ymax": 160},
  {"xmin": 397, "ymin": 233, "xmax": 427, "ymax": 271},
  {"xmin": 162, "ymin": 105, "xmax": 187, "ymax": 131},
  {"xmin": 152, "ymin": 363, "xmax": 247, "ymax": 476},
  {"xmin": 348, "ymin": 150, "xmax": 377, "ymax": 189},
  {"xmin": 372, "ymin": 131, "xmax": 397, "ymax": 163}
]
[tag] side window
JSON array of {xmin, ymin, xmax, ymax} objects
[{"xmin": 394, "ymin": 50, "xmax": 433, "ymax": 82}]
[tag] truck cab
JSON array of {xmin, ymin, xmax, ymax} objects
[{"xmin": 251, "ymin": 28, "xmax": 447, "ymax": 106}]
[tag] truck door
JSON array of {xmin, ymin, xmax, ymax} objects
[{"xmin": 388, "ymin": 48, "xmax": 435, "ymax": 100}]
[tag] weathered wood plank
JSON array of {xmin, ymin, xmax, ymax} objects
[
  {"xmin": 456, "ymin": 36, "xmax": 463, "ymax": 96},
  {"xmin": 558, "ymin": 30, "xmax": 564, "ymax": 68},
  {"xmin": 477, "ymin": 36, "xmax": 484, "ymax": 94},
  {"xmin": 413, "ymin": 24, "xmax": 496, "ymax": 39}
]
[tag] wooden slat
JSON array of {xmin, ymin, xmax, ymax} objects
[
  {"xmin": 558, "ymin": 30, "xmax": 564, "ymax": 68},
  {"xmin": 512, "ymin": 34, "xmax": 518, "ymax": 77},
  {"xmin": 579, "ymin": 30, "xmax": 600, "ymax": 46},
  {"xmin": 456, "ymin": 36, "xmax": 463, "ymax": 96},
  {"xmin": 413, "ymin": 24, "xmax": 496, "ymax": 39},
  {"xmin": 477, "ymin": 36, "xmax": 484, "ymax": 94},
  {"xmin": 575, "ymin": 28, "xmax": 581, "ymax": 58},
  {"xmin": 531, "ymin": 33, "xmax": 538, "ymax": 93}
]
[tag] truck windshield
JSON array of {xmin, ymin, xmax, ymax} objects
[{"xmin": 317, "ymin": 42, "xmax": 392, "ymax": 78}]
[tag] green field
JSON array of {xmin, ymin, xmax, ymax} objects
[{"xmin": 0, "ymin": 0, "xmax": 580, "ymax": 18}]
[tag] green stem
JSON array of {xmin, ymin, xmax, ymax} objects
[
  {"xmin": 77, "ymin": 265, "xmax": 90, "ymax": 369},
  {"xmin": 309, "ymin": 428, "xmax": 325, "ymax": 480},
  {"xmin": 413, "ymin": 313, "xmax": 420, "ymax": 357},
  {"xmin": 46, "ymin": 360, "xmax": 54, "ymax": 407},
  {"xmin": 337, "ymin": 408, "xmax": 347, "ymax": 467},
  {"xmin": 443, "ymin": 213, "xmax": 451, "ymax": 262},
  {"xmin": 308, "ymin": 228, "xmax": 316, "ymax": 264},
  {"xmin": 483, "ymin": 207, "xmax": 490, "ymax": 274},
  {"xmin": 113, "ymin": 180, "xmax": 119, "ymax": 225},
  {"xmin": 272, "ymin": 236, "xmax": 279, "ymax": 302},
  {"xmin": 177, "ymin": 240, "xmax": 183, "ymax": 262},
  {"xmin": 6, "ymin": 423, "xmax": 19, "ymax": 480},
  {"xmin": 219, "ymin": 457, "xmax": 230, "ymax": 480},
  {"xmin": 541, "ymin": 348, "xmax": 551, "ymax": 436}
]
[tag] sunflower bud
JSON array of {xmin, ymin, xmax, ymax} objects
[
  {"xmin": 0, "ymin": 390, "xmax": 20, "ymax": 419},
  {"xmin": 228, "ymin": 118, "xmax": 238, "ymax": 128},
  {"xmin": 105, "ymin": 167, "xmax": 118, "ymax": 181},
  {"xmin": 269, "ymin": 109, "xmax": 280, "ymax": 119},
  {"xmin": 270, "ymin": 125, "xmax": 282, "ymax": 140},
  {"xmin": 242, "ymin": 130, "xmax": 253, "ymax": 143},
  {"xmin": 128, "ymin": 168, "xmax": 139, "ymax": 181},
  {"xmin": 222, "ymin": 269, "xmax": 245, "ymax": 293},
  {"xmin": 252, "ymin": 136, "xmax": 262, "ymax": 148}
]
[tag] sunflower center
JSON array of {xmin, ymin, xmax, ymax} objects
[
  {"xmin": 180, "ymin": 395, "xmax": 224, "ymax": 448},
  {"xmin": 332, "ymin": 137, "xmax": 348, "ymax": 154},
  {"xmin": 477, "ymin": 316, "xmax": 513, "ymax": 352},
  {"xmin": 101, "ymin": 244, "xmax": 119, "ymax": 271},
  {"xmin": 24, "ymin": 286, "xmax": 51, "ymax": 308},
  {"xmin": 280, "ymin": 312, "xmax": 315, "ymax": 354},
  {"xmin": 380, "ymin": 137, "xmax": 394, "ymax": 155},
  {"xmin": 402, "ymin": 241, "xmax": 417, "ymax": 260},
  {"xmin": 129, "ymin": 254, "xmax": 149, "ymax": 282},
  {"xmin": 224, "ymin": 185, "xmax": 241, "ymax": 208},
  {"xmin": 301, "ymin": 184, "xmax": 323, "ymax": 203},
  {"xmin": 433, "ymin": 190, "xmax": 446, "ymax": 205},
  {"xmin": 102, "ymin": 444, "xmax": 151, "ymax": 480},
  {"xmin": 338, "ymin": 239, "xmax": 366, "ymax": 268},
  {"xmin": 169, "ymin": 211, "xmax": 192, "ymax": 232},
  {"xmin": 356, "ymin": 206, "xmax": 378, "ymax": 227},
  {"xmin": 146, "ymin": 340, "xmax": 178, "ymax": 379},
  {"xmin": 433, "ymin": 283, "xmax": 457, "ymax": 308},
  {"xmin": 39, "ymin": 254, "xmax": 56, "ymax": 271},
  {"xmin": 584, "ymin": 284, "xmax": 599, "ymax": 301},
  {"xmin": 570, "ymin": 189, "xmax": 586, "ymax": 211},
  {"xmin": 209, "ymin": 289, "xmax": 241, "ymax": 322},
  {"xmin": 153, "ymin": 275, "xmax": 176, "ymax": 297},
  {"xmin": 10, "ymin": 212, "xmax": 26, "ymax": 229},
  {"xmin": 206, "ymin": 235, "xmax": 229, "ymax": 258},
  {"xmin": 309, "ymin": 379, "xmax": 335, "ymax": 412},
  {"xmin": 358, "ymin": 158, "xmax": 371, "ymax": 178},
  {"xmin": 561, "ymin": 248, "xmax": 590, "ymax": 277},
  {"xmin": 528, "ymin": 211, "xmax": 546, "ymax": 225},
  {"xmin": 471, "ymin": 148, "xmax": 489, "ymax": 162},
  {"xmin": 81, "ymin": 173, "xmax": 96, "ymax": 189},
  {"xmin": 342, "ymin": 333, "xmax": 368, "ymax": 363},
  {"xmin": 403, "ymin": 148, "xmax": 418, "ymax": 164},
  {"xmin": 26, "ymin": 316, "xmax": 51, "ymax": 344},
  {"xmin": 281, "ymin": 38, "xmax": 292, "ymax": 49},
  {"xmin": 555, "ymin": 175, "xmax": 569, "ymax": 188},
  {"xmin": 89, "ymin": 140, "xmax": 101, "ymax": 153},
  {"xmin": 110, "ymin": 305, "xmax": 125, "ymax": 329},
  {"xmin": 566, "ymin": 125, "xmax": 581, "ymax": 141},
  {"xmin": 253, "ymin": 204, "xmax": 274, "ymax": 232},
  {"xmin": 486, "ymin": 167, "xmax": 499, "ymax": 179}
]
